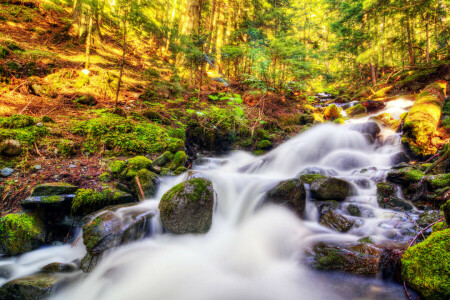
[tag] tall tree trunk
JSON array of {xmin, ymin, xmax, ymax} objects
[
  {"xmin": 85, "ymin": 15, "xmax": 93, "ymax": 70},
  {"xmin": 115, "ymin": 17, "xmax": 127, "ymax": 108},
  {"xmin": 425, "ymin": 21, "xmax": 430, "ymax": 63},
  {"xmin": 406, "ymin": 15, "xmax": 415, "ymax": 67},
  {"xmin": 165, "ymin": 0, "xmax": 178, "ymax": 54}
]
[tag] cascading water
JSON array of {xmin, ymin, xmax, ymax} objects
[{"xmin": 1, "ymin": 99, "xmax": 418, "ymax": 300}]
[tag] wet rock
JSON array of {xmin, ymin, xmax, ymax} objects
[
  {"xmin": 323, "ymin": 104, "xmax": 341, "ymax": 120},
  {"xmin": 389, "ymin": 152, "xmax": 410, "ymax": 165},
  {"xmin": 1, "ymin": 167, "xmax": 14, "ymax": 177},
  {"xmin": 370, "ymin": 113, "xmax": 402, "ymax": 131},
  {"xmin": 32, "ymin": 165, "xmax": 42, "ymax": 171},
  {"xmin": 347, "ymin": 204, "xmax": 362, "ymax": 217},
  {"xmin": 41, "ymin": 262, "xmax": 77, "ymax": 273},
  {"xmin": 314, "ymin": 200, "xmax": 339, "ymax": 216},
  {"xmin": 133, "ymin": 169, "xmax": 158, "ymax": 200},
  {"xmin": 0, "ymin": 213, "xmax": 45, "ymax": 256},
  {"xmin": 310, "ymin": 177, "xmax": 350, "ymax": 201},
  {"xmin": 0, "ymin": 139, "xmax": 22, "ymax": 156},
  {"xmin": 345, "ymin": 104, "xmax": 367, "ymax": 117},
  {"xmin": 263, "ymin": 179, "xmax": 306, "ymax": 217},
  {"xmin": 152, "ymin": 151, "xmax": 173, "ymax": 168},
  {"xmin": 354, "ymin": 178, "xmax": 371, "ymax": 189},
  {"xmin": 71, "ymin": 188, "xmax": 135, "ymax": 216},
  {"xmin": 298, "ymin": 167, "xmax": 337, "ymax": 176},
  {"xmin": 401, "ymin": 229, "xmax": 450, "ymax": 299},
  {"xmin": 319, "ymin": 211, "xmax": 354, "ymax": 232},
  {"xmin": 348, "ymin": 122, "xmax": 381, "ymax": 140},
  {"xmin": 0, "ymin": 273, "xmax": 64, "ymax": 300},
  {"xmin": 376, "ymin": 182, "xmax": 413, "ymax": 211},
  {"xmin": 307, "ymin": 242, "xmax": 382, "ymax": 276},
  {"xmin": 21, "ymin": 195, "xmax": 73, "ymax": 210},
  {"xmin": 169, "ymin": 151, "xmax": 188, "ymax": 170},
  {"xmin": 81, "ymin": 203, "xmax": 155, "ymax": 272},
  {"xmin": 386, "ymin": 167, "xmax": 424, "ymax": 186},
  {"xmin": 159, "ymin": 178, "xmax": 214, "ymax": 234},
  {"xmin": 416, "ymin": 211, "xmax": 442, "ymax": 228},
  {"xmin": 361, "ymin": 100, "xmax": 386, "ymax": 113},
  {"xmin": 31, "ymin": 183, "xmax": 79, "ymax": 197}
]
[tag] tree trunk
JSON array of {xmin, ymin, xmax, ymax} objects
[
  {"xmin": 115, "ymin": 17, "xmax": 127, "ymax": 108},
  {"xmin": 406, "ymin": 15, "xmax": 415, "ymax": 67},
  {"xmin": 85, "ymin": 15, "xmax": 93, "ymax": 70}
]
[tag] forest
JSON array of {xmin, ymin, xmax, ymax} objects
[{"xmin": 0, "ymin": 0, "xmax": 449, "ymax": 299}]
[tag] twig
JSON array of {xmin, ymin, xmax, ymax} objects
[
  {"xmin": 424, "ymin": 148, "xmax": 450, "ymax": 175},
  {"xmin": 34, "ymin": 142, "xmax": 45, "ymax": 159},
  {"xmin": 19, "ymin": 100, "xmax": 33, "ymax": 115},
  {"xmin": 408, "ymin": 218, "xmax": 444, "ymax": 247},
  {"xmin": 71, "ymin": 235, "xmax": 82, "ymax": 248},
  {"xmin": 135, "ymin": 176, "xmax": 145, "ymax": 201},
  {"xmin": 403, "ymin": 281, "xmax": 413, "ymax": 300}
]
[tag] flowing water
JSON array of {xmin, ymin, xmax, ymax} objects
[{"xmin": 1, "ymin": 99, "xmax": 420, "ymax": 300}]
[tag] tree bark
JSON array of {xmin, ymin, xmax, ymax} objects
[{"xmin": 115, "ymin": 17, "xmax": 127, "ymax": 108}]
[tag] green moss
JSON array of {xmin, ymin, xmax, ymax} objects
[
  {"xmin": 0, "ymin": 115, "xmax": 35, "ymax": 129},
  {"xmin": 323, "ymin": 104, "xmax": 341, "ymax": 120},
  {"xmin": 257, "ymin": 140, "xmax": 272, "ymax": 150},
  {"xmin": 432, "ymin": 221, "xmax": 447, "ymax": 232},
  {"xmin": 170, "ymin": 151, "xmax": 188, "ymax": 170},
  {"xmin": 153, "ymin": 151, "xmax": 174, "ymax": 167},
  {"xmin": 0, "ymin": 46, "xmax": 10, "ymax": 59},
  {"xmin": 442, "ymin": 200, "xmax": 450, "ymax": 224},
  {"xmin": 345, "ymin": 104, "xmax": 367, "ymax": 117},
  {"xmin": 108, "ymin": 160, "xmax": 127, "ymax": 174},
  {"xmin": 98, "ymin": 172, "xmax": 111, "ymax": 182},
  {"xmin": 57, "ymin": 139, "xmax": 76, "ymax": 157},
  {"xmin": 127, "ymin": 156, "xmax": 153, "ymax": 178},
  {"xmin": 299, "ymin": 174, "xmax": 326, "ymax": 184},
  {"xmin": 0, "ymin": 213, "xmax": 44, "ymax": 256},
  {"xmin": 405, "ymin": 169, "xmax": 425, "ymax": 181},
  {"xmin": 401, "ymin": 230, "xmax": 450, "ymax": 299},
  {"xmin": 134, "ymin": 169, "xmax": 158, "ymax": 199},
  {"xmin": 173, "ymin": 167, "xmax": 188, "ymax": 175},
  {"xmin": 431, "ymin": 174, "xmax": 450, "ymax": 190},
  {"xmin": 71, "ymin": 188, "xmax": 133, "ymax": 215},
  {"xmin": 333, "ymin": 118, "xmax": 345, "ymax": 124},
  {"xmin": 42, "ymin": 116, "xmax": 54, "ymax": 123},
  {"xmin": 41, "ymin": 195, "xmax": 64, "ymax": 203}
]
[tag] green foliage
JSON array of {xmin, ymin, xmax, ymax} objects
[{"xmin": 0, "ymin": 115, "xmax": 35, "ymax": 128}]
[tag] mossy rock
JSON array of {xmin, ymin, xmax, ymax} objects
[
  {"xmin": 31, "ymin": 183, "xmax": 78, "ymax": 197},
  {"xmin": 309, "ymin": 242, "xmax": 381, "ymax": 275},
  {"xmin": 426, "ymin": 174, "xmax": 450, "ymax": 190},
  {"xmin": 376, "ymin": 181, "xmax": 413, "ymax": 211},
  {"xmin": 0, "ymin": 213, "xmax": 45, "ymax": 256},
  {"xmin": 159, "ymin": 178, "xmax": 214, "ymax": 234},
  {"xmin": 133, "ymin": 169, "xmax": 159, "ymax": 200},
  {"xmin": 108, "ymin": 160, "xmax": 127, "ymax": 175},
  {"xmin": 345, "ymin": 104, "xmax": 367, "ymax": 117},
  {"xmin": 126, "ymin": 156, "xmax": 153, "ymax": 178},
  {"xmin": 347, "ymin": 203, "xmax": 362, "ymax": 217},
  {"xmin": 0, "ymin": 139, "xmax": 22, "ymax": 156},
  {"xmin": 401, "ymin": 229, "xmax": 450, "ymax": 299},
  {"xmin": 263, "ymin": 179, "xmax": 306, "ymax": 218},
  {"xmin": 348, "ymin": 122, "xmax": 381, "ymax": 140},
  {"xmin": 323, "ymin": 104, "xmax": 342, "ymax": 121},
  {"xmin": 370, "ymin": 113, "xmax": 402, "ymax": 131},
  {"xmin": 0, "ymin": 273, "xmax": 62, "ymax": 300},
  {"xmin": 41, "ymin": 262, "xmax": 77, "ymax": 273},
  {"xmin": 417, "ymin": 211, "xmax": 443, "ymax": 228},
  {"xmin": 256, "ymin": 140, "xmax": 272, "ymax": 150},
  {"xmin": 169, "ymin": 151, "xmax": 188, "ymax": 171},
  {"xmin": 71, "ymin": 188, "xmax": 135, "ymax": 216},
  {"xmin": 319, "ymin": 210, "xmax": 354, "ymax": 232},
  {"xmin": 152, "ymin": 151, "xmax": 174, "ymax": 168},
  {"xmin": 386, "ymin": 167, "xmax": 424, "ymax": 186},
  {"xmin": 173, "ymin": 167, "xmax": 188, "ymax": 176},
  {"xmin": 299, "ymin": 174, "xmax": 326, "ymax": 184},
  {"xmin": 442, "ymin": 200, "xmax": 450, "ymax": 224},
  {"xmin": 0, "ymin": 115, "xmax": 35, "ymax": 129},
  {"xmin": 310, "ymin": 176, "xmax": 350, "ymax": 201}
]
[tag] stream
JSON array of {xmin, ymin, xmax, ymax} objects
[{"xmin": 0, "ymin": 99, "xmax": 421, "ymax": 300}]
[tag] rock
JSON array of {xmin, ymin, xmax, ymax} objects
[
  {"xmin": 314, "ymin": 200, "xmax": 339, "ymax": 216},
  {"xmin": 263, "ymin": 179, "xmax": 306, "ymax": 217},
  {"xmin": 323, "ymin": 104, "xmax": 341, "ymax": 120},
  {"xmin": 376, "ymin": 182, "xmax": 413, "ymax": 211},
  {"xmin": 41, "ymin": 262, "xmax": 77, "ymax": 273},
  {"xmin": 32, "ymin": 165, "xmax": 42, "ymax": 171},
  {"xmin": 71, "ymin": 188, "xmax": 135, "ymax": 216},
  {"xmin": 345, "ymin": 104, "xmax": 367, "ymax": 117},
  {"xmin": 126, "ymin": 156, "xmax": 153, "ymax": 178},
  {"xmin": 0, "ymin": 139, "xmax": 22, "ymax": 156},
  {"xmin": 354, "ymin": 178, "xmax": 371, "ymax": 189},
  {"xmin": 152, "ymin": 151, "xmax": 174, "ymax": 168},
  {"xmin": 386, "ymin": 167, "xmax": 424, "ymax": 186},
  {"xmin": 169, "ymin": 151, "xmax": 188, "ymax": 170},
  {"xmin": 0, "ymin": 273, "xmax": 65, "ymax": 300},
  {"xmin": 370, "ymin": 113, "xmax": 402, "ymax": 131},
  {"xmin": 256, "ymin": 140, "xmax": 272, "ymax": 150},
  {"xmin": 348, "ymin": 122, "xmax": 381, "ymax": 140},
  {"xmin": 390, "ymin": 152, "xmax": 410, "ymax": 165},
  {"xmin": 361, "ymin": 100, "xmax": 386, "ymax": 113},
  {"xmin": 81, "ymin": 203, "xmax": 155, "ymax": 272},
  {"xmin": 347, "ymin": 204, "xmax": 362, "ymax": 217},
  {"xmin": 319, "ymin": 211, "xmax": 354, "ymax": 232},
  {"xmin": 133, "ymin": 169, "xmax": 158, "ymax": 200},
  {"xmin": 417, "ymin": 211, "xmax": 442, "ymax": 228},
  {"xmin": 31, "ymin": 183, "xmax": 79, "ymax": 197},
  {"xmin": 307, "ymin": 242, "xmax": 382, "ymax": 276},
  {"xmin": 1, "ymin": 167, "xmax": 14, "ymax": 177},
  {"xmin": 22, "ymin": 195, "xmax": 73, "ymax": 210},
  {"xmin": 0, "ymin": 213, "xmax": 45, "ymax": 256},
  {"xmin": 401, "ymin": 229, "xmax": 450, "ymax": 299},
  {"xmin": 159, "ymin": 178, "xmax": 214, "ymax": 234},
  {"xmin": 310, "ymin": 176, "xmax": 350, "ymax": 201},
  {"xmin": 298, "ymin": 167, "xmax": 337, "ymax": 176}
]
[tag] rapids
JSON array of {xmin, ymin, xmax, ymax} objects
[{"xmin": 1, "ymin": 99, "xmax": 418, "ymax": 300}]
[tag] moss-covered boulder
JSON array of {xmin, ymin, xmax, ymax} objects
[
  {"xmin": 376, "ymin": 182, "xmax": 413, "ymax": 211},
  {"xmin": 401, "ymin": 229, "xmax": 450, "ymax": 299},
  {"xmin": 263, "ymin": 179, "xmax": 306, "ymax": 218},
  {"xmin": 386, "ymin": 167, "xmax": 424, "ymax": 186},
  {"xmin": 0, "ymin": 273, "xmax": 63, "ymax": 300},
  {"xmin": 108, "ymin": 160, "xmax": 127, "ymax": 176},
  {"xmin": 348, "ymin": 121, "xmax": 381, "ymax": 140},
  {"xmin": 442, "ymin": 200, "xmax": 450, "ymax": 225},
  {"xmin": 370, "ymin": 113, "xmax": 402, "ymax": 131},
  {"xmin": 310, "ymin": 176, "xmax": 350, "ymax": 201},
  {"xmin": 323, "ymin": 104, "xmax": 342, "ymax": 121},
  {"xmin": 133, "ymin": 169, "xmax": 159, "ymax": 200},
  {"xmin": 81, "ymin": 203, "xmax": 155, "ymax": 272},
  {"xmin": 319, "ymin": 211, "xmax": 354, "ymax": 232},
  {"xmin": 345, "ymin": 104, "xmax": 367, "ymax": 117},
  {"xmin": 30, "ymin": 183, "xmax": 78, "ymax": 197},
  {"xmin": 307, "ymin": 242, "xmax": 382, "ymax": 276},
  {"xmin": 0, "ymin": 213, "xmax": 45, "ymax": 256},
  {"xmin": 347, "ymin": 203, "xmax": 362, "ymax": 217},
  {"xmin": 71, "ymin": 188, "xmax": 135, "ymax": 216},
  {"xmin": 152, "ymin": 151, "xmax": 174, "ymax": 168},
  {"xmin": 159, "ymin": 178, "xmax": 214, "ymax": 234},
  {"xmin": 402, "ymin": 82, "xmax": 446, "ymax": 158},
  {"xmin": 417, "ymin": 211, "xmax": 443, "ymax": 228},
  {"xmin": 169, "ymin": 151, "xmax": 188, "ymax": 170},
  {"xmin": 41, "ymin": 262, "xmax": 77, "ymax": 273},
  {"xmin": 126, "ymin": 156, "xmax": 153, "ymax": 178}
]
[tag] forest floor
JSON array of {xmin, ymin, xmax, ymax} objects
[{"xmin": 1, "ymin": 1, "xmax": 449, "ymax": 216}]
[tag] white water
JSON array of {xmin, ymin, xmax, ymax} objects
[{"xmin": 1, "ymin": 99, "xmax": 417, "ymax": 300}]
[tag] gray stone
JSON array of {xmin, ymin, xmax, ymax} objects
[
  {"xmin": 1, "ymin": 168, "xmax": 14, "ymax": 177},
  {"xmin": 319, "ymin": 211, "xmax": 354, "ymax": 232},
  {"xmin": 310, "ymin": 177, "xmax": 350, "ymax": 201},
  {"xmin": 0, "ymin": 139, "xmax": 22, "ymax": 156},
  {"xmin": 0, "ymin": 273, "xmax": 64, "ymax": 300},
  {"xmin": 348, "ymin": 122, "xmax": 381, "ymax": 140},
  {"xmin": 31, "ymin": 183, "xmax": 78, "ymax": 197},
  {"xmin": 263, "ymin": 179, "xmax": 306, "ymax": 217}
]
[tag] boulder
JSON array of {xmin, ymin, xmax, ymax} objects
[
  {"xmin": 319, "ymin": 211, "xmax": 354, "ymax": 232},
  {"xmin": 0, "ymin": 139, "xmax": 22, "ymax": 156},
  {"xmin": 314, "ymin": 200, "xmax": 339, "ymax": 216},
  {"xmin": 416, "ymin": 211, "xmax": 443, "ymax": 228},
  {"xmin": 348, "ymin": 122, "xmax": 381, "ymax": 140},
  {"xmin": 263, "ymin": 179, "xmax": 306, "ymax": 217},
  {"xmin": 401, "ymin": 229, "xmax": 450, "ymax": 299},
  {"xmin": 30, "ymin": 183, "xmax": 78, "ymax": 197},
  {"xmin": 376, "ymin": 182, "xmax": 413, "ymax": 211},
  {"xmin": 159, "ymin": 178, "xmax": 214, "ymax": 234},
  {"xmin": 152, "ymin": 151, "xmax": 174, "ymax": 168},
  {"xmin": 298, "ymin": 167, "xmax": 337, "ymax": 176},
  {"xmin": 386, "ymin": 167, "xmax": 424, "ymax": 186},
  {"xmin": 71, "ymin": 188, "xmax": 135, "ymax": 216},
  {"xmin": 323, "ymin": 104, "xmax": 341, "ymax": 120},
  {"xmin": 361, "ymin": 100, "xmax": 386, "ymax": 113},
  {"xmin": 0, "ymin": 273, "xmax": 65, "ymax": 300},
  {"xmin": 307, "ymin": 242, "xmax": 382, "ymax": 276},
  {"xmin": 41, "ymin": 263, "xmax": 77, "ymax": 273},
  {"xmin": 81, "ymin": 203, "xmax": 155, "ymax": 272},
  {"xmin": 389, "ymin": 152, "xmax": 410, "ymax": 165},
  {"xmin": 169, "ymin": 151, "xmax": 188, "ymax": 170},
  {"xmin": 370, "ymin": 113, "xmax": 401, "ymax": 131},
  {"xmin": 133, "ymin": 169, "xmax": 158, "ymax": 200},
  {"xmin": 310, "ymin": 176, "xmax": 350, "ymax": 201},
  {"xmin": 347, "ymin": 204, "xmax": 362, "ymax": 217},
  {"xmin": 345, "ymin": 104, "xmax": 367, "ymax": 117},
  {"xmin": 0, "ymin": 213, "xmax": 45, "ymax": 256}
]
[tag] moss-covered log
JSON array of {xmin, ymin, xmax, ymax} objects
[{"xmin": 402, "ymin": 82, "xmax": 447, "ymax": 158}]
